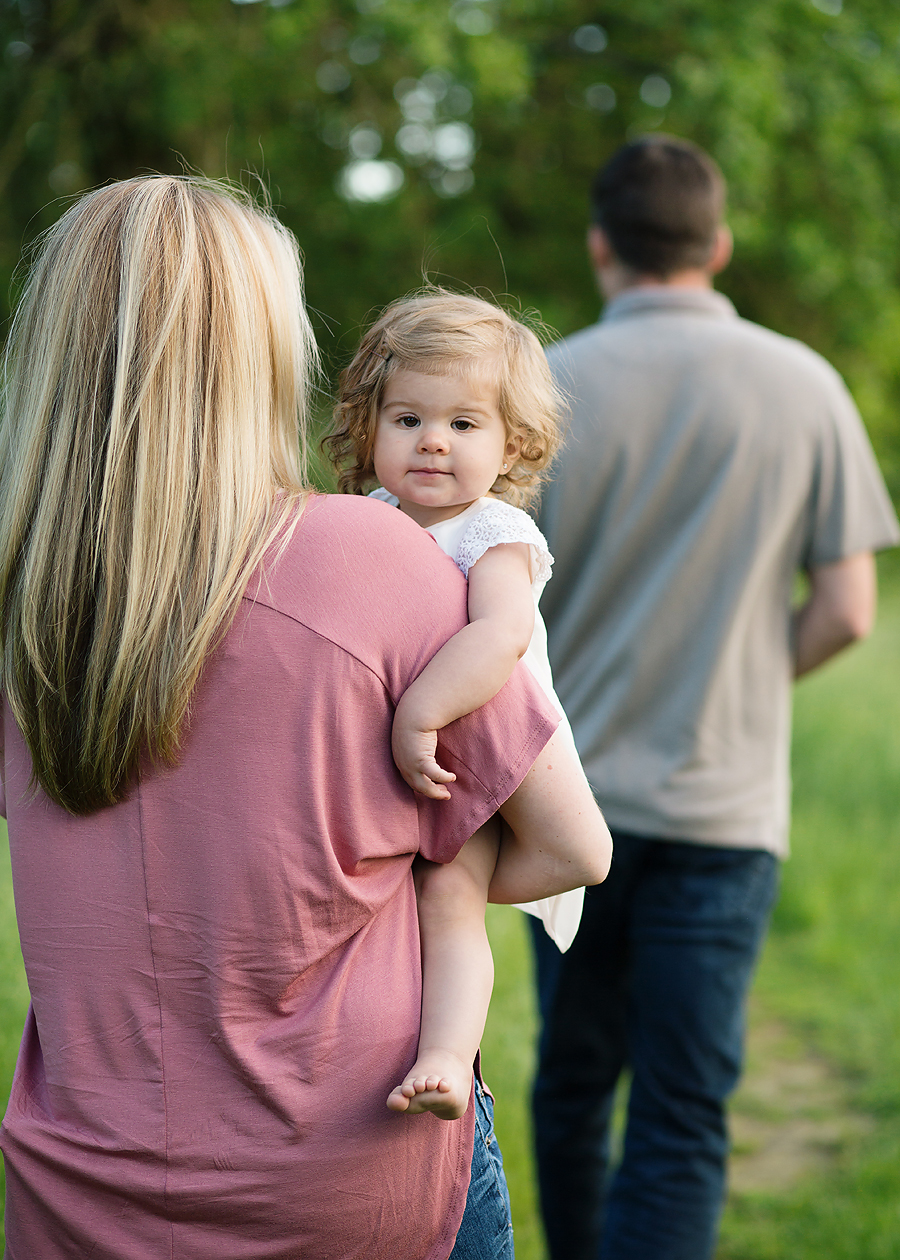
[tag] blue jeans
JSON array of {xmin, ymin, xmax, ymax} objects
[
  {"xmin": 530, "ymin": 831, "xmax": 779, "ymax": 1260},
  {"xmin": 450, "ymin": 1075, "xmax": 515, "ymax": 1259}
]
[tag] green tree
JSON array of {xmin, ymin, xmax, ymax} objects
[{"xmin": 2, "ymin": 0, "xmax": 899, "ymax": 490}]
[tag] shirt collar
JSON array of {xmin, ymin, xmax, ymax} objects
[{"xmin": 601, "ymin": 286, "xmax": 738, "ymax": 324}]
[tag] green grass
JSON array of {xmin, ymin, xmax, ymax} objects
[
  {"xmin": 0, "ymin": 823, "xmax": 25, "ymax": 1084},
  {"xmin": 0, "ymin": 817, "xmax": 26, "ymax": 1252},
  {"xmin": 2, "ymin": 565, "xmax": 900, "ymax": 1255}
]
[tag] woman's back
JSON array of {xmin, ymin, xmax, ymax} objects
[{"xmin": 1, "ymin": 494, "xmax": 557, "ymax": 1259}]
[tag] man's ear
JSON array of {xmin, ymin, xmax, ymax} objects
[
  {"xmin": 587, "ymin": 225, "xmax": 614, "ymax": 272},
  {"xmin": 709, "ymin": 225, "xmax": 733, "ymax": 276}
]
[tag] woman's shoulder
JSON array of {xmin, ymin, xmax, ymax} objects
[
  {"xmin": 256, "ymin": 493, "xmax": 466, "ymax": 635},
  {"xmin": 244, "ymin": 493, "xmax": 467, "ymax": 701},
  {"xmin": 300, "ymin": 492, "xmax": 425, "ymax": 551}
]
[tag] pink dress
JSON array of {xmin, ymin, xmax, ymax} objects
[{"xmin": 0, "ymin": 495, "xmax": 558, "ymax": 1260}]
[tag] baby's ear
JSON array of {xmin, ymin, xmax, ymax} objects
[{"xmin": 505, "ymin": 435, "xmax": 523, "ymax": 465}]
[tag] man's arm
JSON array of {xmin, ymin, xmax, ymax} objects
[{"xmin": 793, "ymin": 552, "xmax": 876, "ymax": 678}]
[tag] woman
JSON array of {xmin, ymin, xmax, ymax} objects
[{"xmin": 0, "ymin": 177, "xmax": 609, "ymax": 1258}]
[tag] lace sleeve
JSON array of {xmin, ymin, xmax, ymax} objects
[{"xmin": 456, "ymin": 500, "xmax": 554, "ymax": 583}]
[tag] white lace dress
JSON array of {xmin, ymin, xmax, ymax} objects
[{"xmin": 369, "ymin": 489, "xmax": 584, "ymax": 952}]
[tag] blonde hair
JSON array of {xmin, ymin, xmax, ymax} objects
[
  {"xmin": 0, "ymin": 176, "xmax": 317, "ymax": 815},
  {"xmin": 326, "ymin": 290, "xmax": 564, "ymax": 508}
]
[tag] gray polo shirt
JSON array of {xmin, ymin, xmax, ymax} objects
[{"xmin": 539, "ymin": 287, "xmax": 899, "ymax": 856}]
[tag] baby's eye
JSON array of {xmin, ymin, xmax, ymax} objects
[
  {"xmin": 451, "ymin": 419, "xmax": 475, "ymax": 432},
  {"xmin": 397, "ymin": 414, "xmax": 420, "ymax": 428}
]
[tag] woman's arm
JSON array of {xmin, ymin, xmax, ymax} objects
[
  {"xmin": 490, "ymin": 726, "xmax": 612, "ymax": 904},
  {"xmin": 392, "ymin": 542, "xmax": 536, "ymax": 798}
]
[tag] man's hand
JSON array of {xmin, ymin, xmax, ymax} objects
[{"xmin": 794, "ymin": 552, "xmax": 876, "ymax": 677}]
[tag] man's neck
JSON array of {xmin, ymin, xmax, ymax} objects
[{"xmin": 599, "ymin": 265, "xmax": 714, "ymax": 303}]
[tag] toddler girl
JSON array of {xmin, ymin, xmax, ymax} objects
[{"xmin": 328, "ymin": 292, "xmax": 591, "ymax": 1119}]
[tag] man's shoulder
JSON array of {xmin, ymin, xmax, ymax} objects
[
  {"xmin": 709, "ymin": 314, "xmax": 843, "ymax": 384},
  {"xmin": 549, "ymin": 308, "xmax": 845, "ymax": 399}
]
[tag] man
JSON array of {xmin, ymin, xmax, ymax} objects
[{"xmin": 531, "ymin": 136, "xmax": 899, "ymax": 1260}]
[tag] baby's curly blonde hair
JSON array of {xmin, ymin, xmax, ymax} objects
[{"xmin": 326, "ymin": 290, "xmax": 564, "ymax": 509}]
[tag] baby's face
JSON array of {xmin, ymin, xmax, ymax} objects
[{"xmin": 373, "ymin": 367, "xmax": 517, "ymax": 528}]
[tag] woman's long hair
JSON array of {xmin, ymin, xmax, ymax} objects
[{"xmin": 0, "ymin": 176, "xmax": 317, "ymax": 815}]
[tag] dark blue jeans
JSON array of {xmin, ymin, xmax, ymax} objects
[
  {"xmin": 530, "ymin": 831, "xmax": 778, "ymax": 1260},
  {"xmin": 449, "ymin": 1075, "xmax": 515, "ymax": 1258}
]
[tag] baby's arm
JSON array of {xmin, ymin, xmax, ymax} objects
[
  {"xmin": 392, "ymin": 542, "xmax": 535, "ymax": 798},
  {"xmin": 387, "ymin": 819, "xmax": 499, "ymax": 1119}
]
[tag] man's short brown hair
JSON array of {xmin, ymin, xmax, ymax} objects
[{"xmin": 590, "ymin": 136, "xmax": 725, "ymax": 277}]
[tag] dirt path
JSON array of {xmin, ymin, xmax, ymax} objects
[{"xmin": 727, "ymin": 1002, "xmax": 872, "ymax": 1196}]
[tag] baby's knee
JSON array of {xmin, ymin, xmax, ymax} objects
[{"xmin": 415, "ymin": 859, "xmax": 485, "ymax": 917}]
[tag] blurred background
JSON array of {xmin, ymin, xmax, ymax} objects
[
  {"xmin": 2, "ymin": 1, "xmax": 900, "ymax": 1256},
  {"xmin": 3, "ymin": 0, "xmax": 900, "ymax": 485}
]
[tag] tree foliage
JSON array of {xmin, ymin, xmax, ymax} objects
[{"xmin": 2, "ymin": 0, "xmax": 900, "ymax": 491}]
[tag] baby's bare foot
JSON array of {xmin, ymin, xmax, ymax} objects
[{"xmin": 386, "ymin": 1051, "xmax": 472, "ymax": 1120}]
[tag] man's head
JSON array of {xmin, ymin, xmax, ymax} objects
[{"xmin": 588, "ymin": 136, "xmax": 731, "ymax": 295}]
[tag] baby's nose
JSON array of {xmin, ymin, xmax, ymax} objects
[{"xmin": 418, "ymin": 426, "xmax": 449, "ymax": 451}]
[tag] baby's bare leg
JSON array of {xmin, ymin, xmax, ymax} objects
[{"xmin": 387, "ymin": 820, "xmax": 499, "ymax": 1120}]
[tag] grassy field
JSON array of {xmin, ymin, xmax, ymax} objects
[{"xmin": 1, "ymin": 564, "xmax": 899, "ymax": 1255}]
